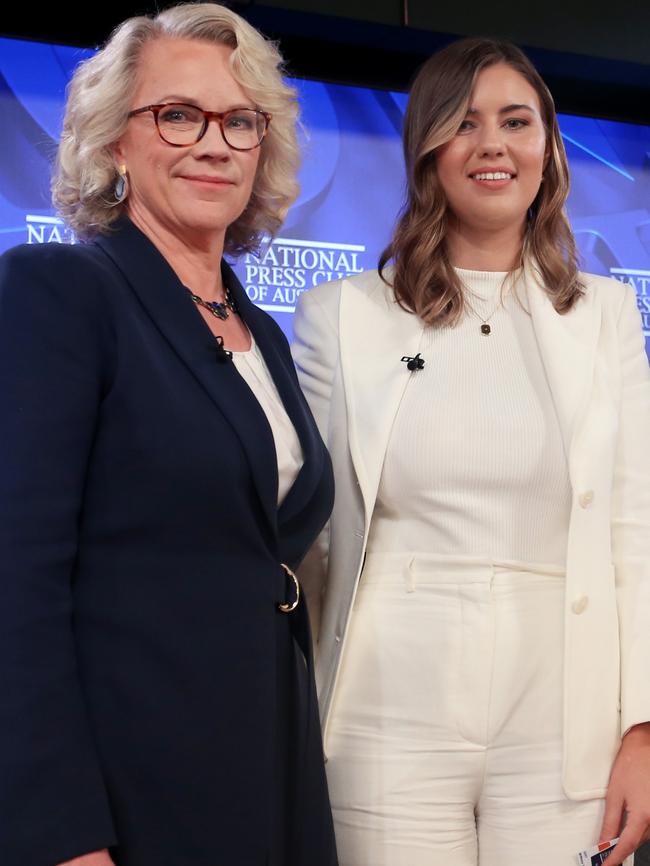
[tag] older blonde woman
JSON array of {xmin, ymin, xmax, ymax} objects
[
  {"xmin": 0, "ymin": 5, "xmax": 336, "ymax": 866},
  {"xmin": 294, "ymin": 37, "xmax": 650, "ymax": 866}
]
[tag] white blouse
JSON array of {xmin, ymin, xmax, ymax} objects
[
  {"xmin": 367, "ymin": 268, "xmax": 572, "ymax": 567},
  {"xmin": 231, "ymin": 337, "xmax": 303, "ymax": 505}
]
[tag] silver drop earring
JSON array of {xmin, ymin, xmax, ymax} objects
[{"xmin": 115, "ymin": 164, "xmax": 129, "ymax": 203}]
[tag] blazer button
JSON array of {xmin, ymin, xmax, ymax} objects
[
  {"xmin": 578, "ymin": 490, "xmax": 594, "ymax": 508},
  {"xmin": 571, "ymin": 595, "xmax": 589, "ymax": 615}
]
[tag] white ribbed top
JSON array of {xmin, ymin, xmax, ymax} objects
[
  {"xmin": 366, "ymin": 268, "xmax": 572, "ymax": 567},
  {"xmin": 231, "ymin": 337, "xmax": 303, "ymax": 505}
]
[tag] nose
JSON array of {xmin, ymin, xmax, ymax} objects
[
  {"xmin": 193, "ymin": 118, "xmax": 231, "ymax": 159},
  {"xmin": 475, "ymin": 122, "xmax": 506, "ymax": 158}
]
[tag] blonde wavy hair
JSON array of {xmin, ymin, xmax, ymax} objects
[
  {"xmin": 379, "ymin": 37, "xmax": 583, "ymax": 325},
  {"xmin": 52, "ymin": 2, "xmax": 300, "ymax": 254}
]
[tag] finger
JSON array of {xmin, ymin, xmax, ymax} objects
[
  {"xmin": 600, "ymin": 788, "xmax": 625, "ymax": 844},
  {"xmin": 603, "ymin": 820, "xmax": 645, "ymax": 866},
  {"xmin": 633, "ymin": 817, "xmax": 650, "ymax": 846}
]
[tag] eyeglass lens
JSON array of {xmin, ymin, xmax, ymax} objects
[{"xmin": 156, "ymin": 104, "xmax": 265, "ymax": 148}]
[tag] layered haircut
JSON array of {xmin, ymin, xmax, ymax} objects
[
  {"xmin": 379, "ymin": 37, "xmax": 582, "ymax": 325},
  {"xmin": 52, "ymin": 3, "xmax": 299, "ymax": 254}
]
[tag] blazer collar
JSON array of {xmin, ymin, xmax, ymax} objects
[
  {"xmin": 246, "ymin": 297, "xmax": 331, "ymax": 535},
  {"xmin": 94, "ymin": 217, "xmax": 316, "ymax": 534},
  {"xmin": 338, "ymin": 270, "xmax": 425, "ymax": 520},
  {"xmin": 525, "ymin": 262, "xmax": 601, "ymax": 476}
]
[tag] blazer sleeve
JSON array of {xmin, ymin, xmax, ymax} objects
[
  {"xmin": 0, "ymin": 246, "xmax": 118, "ymax": 865},
  {"xmin": 292, "ymin": 285, "xmax": 341, "ymax": 639},
  {"xmin": 610, "ymin": 285, "xmax": 650, "ymax": 736}
]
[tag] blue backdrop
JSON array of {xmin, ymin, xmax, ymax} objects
[{"xmin": 1, "ymin": 36, "xmax": 649, "ymax": 352}]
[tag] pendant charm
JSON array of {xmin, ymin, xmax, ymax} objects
[
  {"xmin": 205, "ymin": 300, "xmax": 229, "ymax": 321},
  {"xmin": 187, "ymin": 286, "xmax": 238, "ymax": 322},
  {"xmin": 481, "ymin": 323, "xmax": 491, "ymax": 335}
]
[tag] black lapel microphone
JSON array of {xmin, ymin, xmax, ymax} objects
[
  {"xmin": 401, "ymin": 352, "xmax": 425, "ymax": 371},
  {"xmin": 215, "ymin": 335, "xmax": 233, "ymax": 363}
]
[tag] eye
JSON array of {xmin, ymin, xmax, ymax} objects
[
  {"xmin": 503, "ymin": 117, "xmax": 529, "ymax": 130},
  {"xmin": 159, "ymin": 104, "xmax": 201, "ymax": 125},
  {"xmin": 457, "ymin": 119, "xmax": 476, "ymax": 134},
  {"xmin": 224, "ymin": 111, "xmax": 257, "ymax": 131}
]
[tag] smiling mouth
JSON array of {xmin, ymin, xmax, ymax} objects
[
  {"xmin": 181, "ymin": 176, "xmax": 234, "ymax": 185},
  {"xmin": 469, "ymin": 171, "xmax": 516, "ymax": 181}
]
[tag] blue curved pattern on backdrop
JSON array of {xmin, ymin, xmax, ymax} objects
[{"xmin": 1, "ymin": 35, "xmax": 649, "ymax": 355}]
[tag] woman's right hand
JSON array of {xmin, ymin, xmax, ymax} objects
[{"xmin": 57, "ymin": 850, "xmax": 115, "ymax": 866}]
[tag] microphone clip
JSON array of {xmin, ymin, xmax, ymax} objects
[
  {"xmin": 216, "ymin": 335, "xmax": 233, "ymax": 362},
  {"xmin": 401, "ymin": 352, "xmax": 425, "ymax": 371}
]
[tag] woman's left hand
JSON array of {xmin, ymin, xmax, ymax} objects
[{"xmin": 599, "ymin": 721, "xmax": 650, "ymax": 866}]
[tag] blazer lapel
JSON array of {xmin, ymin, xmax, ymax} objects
[
  {"xmin": 339, "ymin": 271, "xmax": 425, "ymax": 523},
  {"xmin": 526, "ymin": 263, "xmax": 601, "ymax": 481},
  {"xmin": 233, "ymin": 281, "xmax": 330, "ymax": 530},
  {"xmin": 94, "ymin": 219, "xmax": 278, "ymax": 533}
]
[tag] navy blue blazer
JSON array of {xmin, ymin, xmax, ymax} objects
[{"xmin": 0, "ymin": 218, "xmax": 336, "ymax": 866}]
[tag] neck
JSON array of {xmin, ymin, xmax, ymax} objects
[
  {"xmin": 127, "ymin": 205, "xmax": 227, "ymax": 300},
  {"xmin": 447, "ymin": 219, "xmax": 525, "ymax": 272}
]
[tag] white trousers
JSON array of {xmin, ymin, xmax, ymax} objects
[{"xmin": 325, "ymin": 553, "xmax": 617, "ymax": 866}]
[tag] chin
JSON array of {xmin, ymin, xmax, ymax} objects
[
  {"xmin": 177, "ymin": 206, "xmax": 239, "ymax": 238},
  {"xmin": 471, "ymin": 206, "xmax": 526, "ymax": 228}
]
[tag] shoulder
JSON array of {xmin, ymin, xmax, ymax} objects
[
  {"xmin": 297, "ymin": 267, "xmax": 395, "ymax": 317},
  {"xmin": 1, "ymin": 238, "xmax": 109, "ymax": 276},
  {"xmin": 579, "ymin": 271, "xmax": 631, "ymax": 314},
  {"xmin": 0, "ymin": 241, "xmax": 121, "ymax": 349},
  {"xmin": 576, "ymin": 272, "xmax": 646, "ymax": 353},
  {"xmin": 1, "ymin": 240, "xmax": 116, "ymax": 293},
  {"xmin": 0, "ymin": 240, "xmax": 121, "ymax": 313}
]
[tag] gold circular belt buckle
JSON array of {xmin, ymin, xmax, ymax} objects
[{"xmin": 278, "ymin": 563, "xmax": 300, "ymax": 613}]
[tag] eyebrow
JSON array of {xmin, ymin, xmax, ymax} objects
[
  {"xmin": 467, "ymin": 103, "xmax": 536, "ymax": 115},
  {"xmin": 157, "ymin": 94, "xmax": 256, "ymax": 109}
]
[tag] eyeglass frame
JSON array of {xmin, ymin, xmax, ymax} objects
[{"xmin": 126, "ymin": 102, "xmax": 272, "ymax": 151}]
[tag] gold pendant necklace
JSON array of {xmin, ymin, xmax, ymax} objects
[{"xmin": 463, "ymin": 295, "xmax": 501, "ymax": 335}]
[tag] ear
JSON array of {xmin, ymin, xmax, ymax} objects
[{"xmin": 111, "ymin": 137, "xmax": 127, "ymax": 167}]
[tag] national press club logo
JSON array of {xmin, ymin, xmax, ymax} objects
[
  {"xmin": 238, "ymin": 237, "xmax": 365, "ymax": 313},
  {"xmin": 610, "ymin": 268, "xmax": 650, "ymax": 335}
]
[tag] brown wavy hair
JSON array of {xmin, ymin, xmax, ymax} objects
[
  {"xmin": 379, "ymin": 37, "xmax": 583, "ymax": 324},
  {"xmin": 52, "ymin": 3, "xmax": 299, "ymax": 254}
]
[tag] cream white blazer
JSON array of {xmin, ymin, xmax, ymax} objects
[{"xmin": 292, "ymin": 265, "xmax": 650, "ymax": 800}]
